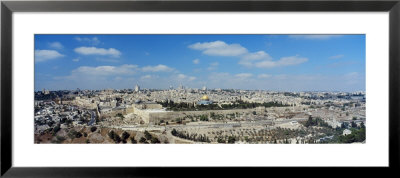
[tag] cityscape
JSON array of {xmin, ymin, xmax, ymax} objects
[{"xmin": 34, "ymin": 34, "xmax": 366, "ymax": 144}]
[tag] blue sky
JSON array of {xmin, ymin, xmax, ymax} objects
[{"xmin": 34, "ymin": 34, "xmax": 365, "ymax": 92}]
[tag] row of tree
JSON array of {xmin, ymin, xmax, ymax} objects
[
  {"xmin": 108, "ymin": 130, "xmax": 132, "ymax": 143},
  {"xmin": 171, "ymin": 129, "xmax": 211, "ymax": 143},
  {"xmin": 158, "ymin": 100, "xmax": 289, "ymax": 111}
]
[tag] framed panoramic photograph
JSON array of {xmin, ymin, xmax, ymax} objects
[
  {"xmin": 32, "ymin": 34, "xmax": 367, "ymax": 145},
  {"xmin": 1, "ymin": 0, "xmax": 399, "ymax": 177}
]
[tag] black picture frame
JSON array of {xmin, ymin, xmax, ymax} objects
[{"xmin": 1, "ymin": 0, "xmax": 399, "ymax": 177}]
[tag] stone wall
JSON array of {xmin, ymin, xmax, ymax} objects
[{"xmin": 134, "ymin": 107, "xmax": 267, "ymax": 124}]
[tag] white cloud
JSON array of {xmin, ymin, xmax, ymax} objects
[
  {"xmin": 75, "ymin": 37, "xmax": 101, "ymax": 45},
  {"xmin": 48, "ymin": 42, "xmax": 63, "ymax": 49},
  {"xmin": 188, "ymin": 40, "xmax": 248, "ymax": 56},
  {"xmin": 72, "ymin": 58, "xmax": 79, "ymax": 62},
  {"xmin": 35, "ymin": 49, "xmax": 64, "ymax": 62},
  {"xmin": 239, "ymin": 51, "xmax": 272, "ymax": 67},
  {"xmin": 189, "ymin": 41, "xmax": 307, "ymax": 69},
  {"xmin": 258, "ymin": 74, "xmax": 271, "ymax": 79},
  {"xmin": 69, "ymin": 64, "xmax": 138, "ymax": 77},
  {"xmin": 242, "ymin": 51, "xmax": 272, "ymax": 61},
  {"xmin": 235, "ymin": 73, "xmax": 253, "ymax": 79},
  {"xmin": 142, "ymin": 64, "xmax": 174, "ymax": 72},
  {"xmin": 288, "ymin": 35, "xmax": 343, "ymax": 40},
  {"xmin": 175, "ymin": 74, "xmax": 196, "ymax": 81},
  {"xmin": 177, "ymin": 74, "xmax": 186, "ymax": 79},
  {"xmin": 74, "ymin": 47, "xmax": 121, "ymax": 58},
  {"xmin": 193, "ymin": 59, "xmax": 200, "ymax": 64},
  {"xmin": 254, "ymin": 56, "xmax": 308, "ymax": 68},
  {"xmin": 329, "ymin": 54, "xmax": 345, "ymax": 59}
]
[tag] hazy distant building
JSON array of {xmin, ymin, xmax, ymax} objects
[
  {"xmin": 178, "ymin": 84, "xmax": 184, "ymax": 90},
  {"xmin": 135, "ymin": 84, "xmax": 140, "ymax": 92},
  {"xmin": 42, "ymin": 88, "xmax": 50, "ymax": 95},
  {"xmin": 202, "ymin": 86, "xmax": 207, "ymax": 91}
]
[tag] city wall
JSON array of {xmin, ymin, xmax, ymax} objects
[{"xmin": 133, "ymin": 107, "xmax": 266, "ymax": 124}]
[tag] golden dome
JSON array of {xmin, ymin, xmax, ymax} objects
[{"xmin": 201, "ymin": 95, "xmax": 210, "ymax": 101}]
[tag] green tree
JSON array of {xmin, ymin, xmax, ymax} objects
[
  {"xmin": 351, "ymin": 121, "xmax": 357, "ymax": 128},
  {"xmin": 144, "ymin": 130, "xmax": 152, "ymax": 140},
  {"xmin": 171, "ymin": 129, "xmax": 177, "ymax": 136},
  {"xmin": 121, "ymin": 131, "xmax": 130, "ymax": 141},
  {"xmin": 130, "ymin": 137, "xmax": 137, "ymax": 144},
  {"xmin": 108, "ymin": 130, "xmax": 116, "ymax": 140},
  {"xmin": 217, "ymin": 137, "xmax": 225, "ymax": 143},
  {"xmin": 150, "ymin": 137, "xmax": 161, "ymax": 144},
  {"xmin": 139, "ymin": 137, "xmax": 147, "ymax": 143},
  {"xmin": 114, "ymin": 134, "xmax": 121, "ymax": 143},
  {"xmin": 90, "ymin": 126, "xmax": 97, "ymax": 132},
  {"xmin": 75, "ymin": 132, "xmax": 83, "ymax": 138}
]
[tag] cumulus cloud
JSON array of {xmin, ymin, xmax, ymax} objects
[
  {"xmin": 35, "ymin": 49, "xmax": 65, "ymax": 62},
  {"xmin": 142, "ymin": 64, "xmax": 174, "ymax": 72},
  {"xmin": 252, "ymin": 56, "xmax": 308, "ymax": 68},
  {"xmin": 189, "ymin": 40, "xmax": 307, "ymax": 69},
  {"xmin": 75, "ymin": 36, "xmax": 101, "ymax": 45},
  {"xmin": 74, "ymin": 47, "xmax": 121, "ymax": 58},
  {"xmin": 188, "ymin": 40, "xmax": 248, "ymax": 56},
  {"xmin": 193, "ymin": 59, "xmax": 200, "ymax": 64},
  {"xmin": 48, "ymin": 42, "xmax": 63, "ymax": 49},
  {"xmin": 288, "ymin": 35, "xmax": 343, "ymax": 40},
  {"xmin": 239, "ymin": 51, "xmax": 273, "ymax": 67},
  {"xmin": 242, "ymin": 51, "xmax": 272, "ymax": 61}
]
